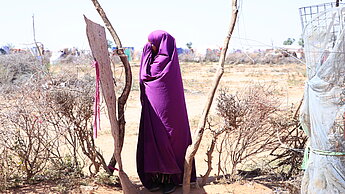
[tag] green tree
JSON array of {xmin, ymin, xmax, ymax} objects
[
  {"xmin": 283, "ymin": 38, "xmax": 295, "ymax": 45},
  {"xmin": 298, "ymin": 38, "xmax": 304, "ymax": 47},
  {"xmin": 186, "ymin": 42, "xmax": 193, "ymax": 49},
  {"xmin": 107, "ymin": 39, "xmax": 114, "ymax": 49}
]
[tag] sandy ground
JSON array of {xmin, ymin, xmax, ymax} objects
[
  {"xmin": 91, "ymin": 62, "xmax": 306, "ymax": 193},
  {"xmin": 8, "ymin": 62, "xmax": 306, "ymax": 193}
]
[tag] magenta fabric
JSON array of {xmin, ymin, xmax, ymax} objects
[
  {"xmin": 137, "ymin": 30, "xmax": 196, "ymax": 188},
  {"xmin": 92, "ymin": 61, "xmax": 100, "ymax": 138}
]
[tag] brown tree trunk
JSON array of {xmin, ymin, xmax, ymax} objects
[
  {"xmin": 85, "ymin": 16, "xmax": 137, "ymax": 194},
  {"xmin": 183, "ymin": 0, "xmax": 239, "ymax": 193},
  {"xmin": 32, "ymin": 14, "xmax": 43, "ymax": 66},
  {"xmin": 89, "ymin": 0, "xmax": 132, "ymax": 173},
  {"xmin": 200, "ymin": 128, "xmax": 226, "ymax": 186}
]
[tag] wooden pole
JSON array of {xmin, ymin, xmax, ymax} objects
[
  {"xmin": 89, "ymin": 0, "xmax": 132, "ymax": 171},
  {"xmin": 336, "ymin": 0, "xmax": 342, "ymax": 7},
  {"xmin": 85, "ymin": 16, "xmax": 137, "ymax": 193},
  {"xmin": 32, "ymin": 14, "xmax": 43, "ymax": 66},
  {"xmin": 90, "ymin": 0, "xmax": 122, "ymax": 48},
  {"xmin": 183, "ymin": 0, "xmax": 239, "ymax": 193}
]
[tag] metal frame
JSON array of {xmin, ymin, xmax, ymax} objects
[{"xmin": 299, "ymin": 2, "xmax": 345, "ymax": 30}]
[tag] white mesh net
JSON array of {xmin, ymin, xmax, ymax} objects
[{"xmin": 300, "ymin": 6, "xmax": 345, "ymax": 193}]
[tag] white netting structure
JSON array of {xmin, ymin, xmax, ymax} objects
[{"xmin": 300, "ymin": 5, "xmax": 345, "ymax": 193}]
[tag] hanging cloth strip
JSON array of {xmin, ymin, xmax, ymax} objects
[{"xmin": 92, "ymin": 60, "xmax": 101, "ymax": 138}]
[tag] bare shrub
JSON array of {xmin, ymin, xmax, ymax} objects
[
  {"xmin": 205, "ymin": 49, "xmax": 220, "ymax": 62},
  {"xmin": 225, "ymin": 52, "xmax": 257, "ymax": 64},
  {"xmin": 59, "ymin": 53, "xmax": 93, "ymax": 66},
  {"xmin": 179, "ymin": 52, "xmax": 202, "ymax": 63},
  {"xmin": 0, "ymin": 53, "xmax": 47, "ymax": 88},
  {"xmin": 0, "ymin": 147, "xmax": 21, "ymax": 190},
  {"xmin": 269, "ymin": 105, "xmax": 307, "ymax": 179},
  {"xmin": 0, "ymin": 54, "xmax": 52, "ymax": 188},
  {"xmin": 0, "ymin": 82, "xmax": 56, "ymax": 181},
  {"xmin": 0, "ymin": 58, "xmax": 111, "ymax": 189},
  {"xmin": 44, "ymin": 72, "xmax": 110, "ymax": 176},
  {"xmin": 200, "ymin": 118, "xmax": 226, "ymax": 186},
  {"xmin": 214, "ymin": 85, "xmax": 281, "ymax": 179},
  {"xmin": 75, "ymin": 52, "xmax": 93, "ymax": 65},
  {"xmin": 225, "ymin": 52, "xmax": 302, "ymax": 65},
  {"xmin": 200, "ymin": 85, "xmax": 307, "ymax": 192}
]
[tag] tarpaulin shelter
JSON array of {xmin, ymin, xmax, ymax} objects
[{"xmin": 299, "ymin": 2, "xmax": 345, "ymax": 193}]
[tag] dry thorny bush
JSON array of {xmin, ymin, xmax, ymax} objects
[
  {"xmin": 44, "ymin": 73, "xmax": 110, "ymax": 175},
  {"xmin": 0, "ymin": 53, "xmax": 307, "ymax": 192},
  {"xmin": 0, "ymin": 78, "xmax": 58, "ymax": 189},
  {"xmin": 225, "ymin": 52, "xmax": 302, "ymax": 65},
  {"xmin": 202, "ymin": 84, "xmax": 307, "ymax": 192},
  {"xmin": 178, "ymin": 50, "xmax": 303, "ymax": 64},
  {"xmin": 0, "ymin": 53, "xmax": 47, "ymax": 92},
  {"xmin": 215, "ymin": 85, "xmax": 281, "ymax": 178},
  {"xmin": 269, "ymin": 106, "xmax": 307, "ymax": 179},
  {"xmin": 0, "ymin": 53, "xmax": 114, "ymax": 191}
]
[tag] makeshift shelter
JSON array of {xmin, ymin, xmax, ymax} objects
[{"xmin": 299, "ymin": 2, "xmax": 345, "ymax": 193}]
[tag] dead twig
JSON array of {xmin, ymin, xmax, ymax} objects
[
  {"xmin": 89, "ymin": 0, "xmax": 132, "ymax": 173},
  {"xmin": 32, "ymin": 15, "xmax": 44, "ymax": 66},
  {"xmin": 200, "ymin": 120, "xmax": 226, "ymax": 186},
  {"xmin": 183, "ymin": 0, "xmax": 239, "ymax": 193},
  {"xmin": 85, "ymin": 16, "xmax": 137, "ymax": 193}
]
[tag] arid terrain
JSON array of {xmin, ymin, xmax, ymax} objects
[
  {"xmin": 5, "ymin": 60, "xmax": 306, "ymax": 194},
  {"xmin": 89, "ymin": 61, "xmax": 305, "ymax": 193}
]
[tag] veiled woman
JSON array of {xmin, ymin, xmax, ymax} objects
[{"xmin": 137, "ymin": 30, "xmax": 196, "ymax": 193}]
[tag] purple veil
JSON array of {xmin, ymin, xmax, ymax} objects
[{"xmin": 137, "ymin": 30, "xmax": 196, "ymax": 188}]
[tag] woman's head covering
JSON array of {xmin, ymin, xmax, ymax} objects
[
  {"xmin": 137, "ymin": 30, "xmax": 196, "ymax": 188},
  {"xmin": 148, "ymin": 30, "xmax": 175, "ymax": 57},
  {"xmin": 140, "ymin": 30, "xmax": 178, "ymax": 81}
]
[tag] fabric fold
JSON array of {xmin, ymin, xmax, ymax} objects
[{"xmin": 137, "ymin": 30, "xmax": 196, "ymax": 189}]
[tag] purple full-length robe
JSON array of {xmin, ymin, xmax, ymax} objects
[{"xmin": 137, "ymin": 30, "xmax": 196, "ymax": 189}]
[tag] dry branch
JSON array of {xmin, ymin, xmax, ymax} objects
[
  {"xmin": 208, "ymin": 85, "xmax": 305, "ymax": 181},
  {"xmin": 32, "ymin": 14, "xmax": 43, "ymax": 65},
  {"xmin": 84, "ymin": 17, "xmax": 137, "ymax": 193},
  {"xmin": 183, "ymin": 0, "xmax": 238, "ymax": 193},
  {"xmin": 269, "ymin": 108, "xmax": 307, "ymax": 179},
  {"xmin": 200, "ymin": 125, "xmax": 226, "ymax": 186},
  {"xmin": 90, "ymin": 0, "xmax": 122, "ymax": 48},
  {"xmin": 90, "ymin": 0, "xmax": 132, "ymax": 171},
  {"xmin": 44, "ymin": 76, "xmax": 109, "ymax": 175}
]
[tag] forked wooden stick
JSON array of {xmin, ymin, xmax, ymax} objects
[
  {"xmin": 85, "ymin": 16, "xmax": 137, "ymax": 194},
  {"xmin": 183, "ymin": 0, "xmax": 239, "ymax": 193},
  {"xmin": 90, "ymin": 0, "xmax": 132, "ymax": 173}
]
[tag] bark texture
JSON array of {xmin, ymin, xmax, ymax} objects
[
  {"xmin": 85, "ymin": 16, "xmax": 137, "ymax": 193},
  {"xmin": 183, "ymin": 0, "xmax": 239, "ymax": 193}
]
